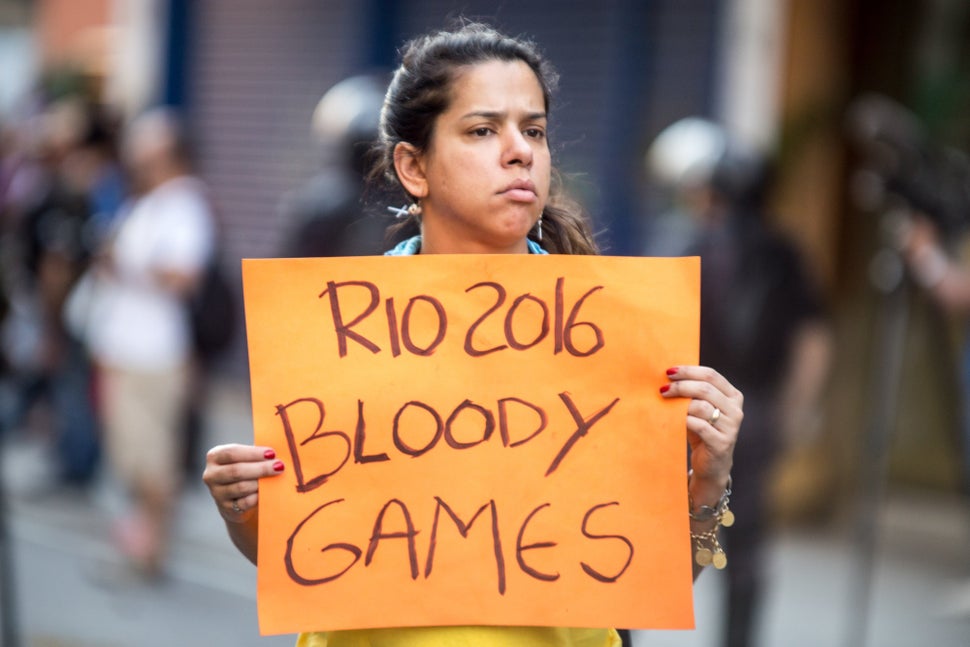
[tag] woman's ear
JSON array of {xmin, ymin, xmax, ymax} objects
[{"xmin": 393, "ymin": 142, "xmax": 428, "ymax": 200}]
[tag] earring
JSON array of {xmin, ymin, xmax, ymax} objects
[
  {"xmin": 535, "ymin": 214, "xmax": 543, "ymax": 241},
  {"xmin": 386, "ymin": 201, "xmax": 423, "ymax": 219},
  {"xmin": 387, "ymin": 205, "xmax": 409, "ymax": 219}
]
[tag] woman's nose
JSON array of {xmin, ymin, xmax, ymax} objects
[{"xmin": 502, "ymin": 130, "xmax": 533, "ymax": 167}]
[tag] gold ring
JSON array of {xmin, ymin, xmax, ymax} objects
[{"xmin": 708, "ymin": 407, "xmax": 721, "ymax": 427}]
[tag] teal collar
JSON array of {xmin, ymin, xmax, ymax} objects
[{"xmin": 385, "ymin": 235, "xmax": 548, "ymax": 256}]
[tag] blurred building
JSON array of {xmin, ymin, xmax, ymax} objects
[{"xmin": 4, "ymin": 0, "xmax": 740, "ymax": 258}]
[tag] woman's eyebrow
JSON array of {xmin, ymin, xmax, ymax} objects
[{"xmin": 459, "ymin": 110, "xmax": 547, "ymax": 121}]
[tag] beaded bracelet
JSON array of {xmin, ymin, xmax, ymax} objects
[{"xmin": 688, "ymin": 475, "xmax": 734, "ymax": 570}]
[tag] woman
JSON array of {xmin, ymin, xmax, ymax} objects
[{"xmin": 204, "ymin": 22, "xmax": 742, "ymax": 646}]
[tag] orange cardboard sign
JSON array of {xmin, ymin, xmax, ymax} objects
[{"xmin": 242, "ymin": 254, "xmax": 699, "ymax": 636}]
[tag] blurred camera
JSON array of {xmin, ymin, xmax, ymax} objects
[{"xmin": 847, "ymin": 93, "xmax": 970, "ymax": 235}]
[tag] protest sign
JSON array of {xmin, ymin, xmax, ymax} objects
[{"xmin": 242, "ymin": 254, "xmax": 699, "ymax": 635}]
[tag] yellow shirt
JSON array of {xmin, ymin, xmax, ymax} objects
[{"xmin": 296, "ymin": 626, "xmax": 621, "ymax": 647}]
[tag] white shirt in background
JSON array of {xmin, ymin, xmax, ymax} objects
[{"xmin": 91, "ymin": 176, "xmax": 215, "ymax": 372}]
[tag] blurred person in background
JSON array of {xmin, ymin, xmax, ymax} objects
[
  {"xmin": 645, "ymin": 118, "xmax": 831, "ymax": 647},
  {"xmin": 84, "ymin": 107, "xmax": 215, "ymax": 578},
  {"xmin": 278, "ymin": 73, "xmax": 392, "ymax": 258},
  {"xmin": 0, "ymin": 98, "xmax": 117, "ymax": 489},
  {"xmin": 62, "ymin": 104, "xmax": 127, "ymax": 249},
  {"xmin": 0, "ymin": 122, "xmax": 10, "ymax": 387},
  {"xmin": 897, "ymin": 213, "xmax": 970, "ymax": 615},
  {"xmin": 848, "ymin": 90, "xmax": 970, "ymax": 615},
  {"xmin": 896, "ymin": 217, "xmax": 970, "ymax": 462}
]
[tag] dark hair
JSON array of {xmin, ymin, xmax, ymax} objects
[{"xmin": 370, "ymin": 21, "xmax": 598, "ymax": 255}]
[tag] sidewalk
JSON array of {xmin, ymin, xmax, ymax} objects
[
  {"xmin": 3, "ymin": 377, "xmax": 292, "ymax": 647},
  {"xmin": 636, "ymin": 490, "xmax": 970, "ymax": 646},
  {"xmin": 4, "ymin": 377, "xmax": 970, "ymax": 646}
]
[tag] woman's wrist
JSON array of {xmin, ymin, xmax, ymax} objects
[
  {"xmin": 687, "ymin": 470, "xmax": 731, "ymax": 512},
  {"xmin": 687, "ymin": 470, "xmax": 734, "ymax": 570}
]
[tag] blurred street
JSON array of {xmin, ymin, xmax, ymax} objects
[
  {"xmin": 2, "ymin": 377, "xmax": 294, "ymax": 647},
  {"xmin": 0, "ymin": 377, "xmax": 967, "ymax": 647}
]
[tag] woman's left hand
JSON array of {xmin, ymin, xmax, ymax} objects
[{"xmin": 661, "ymin": 365, "xmax": 743, "ymax": 488}]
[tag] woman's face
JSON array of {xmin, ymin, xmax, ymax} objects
[{"xmin": 403, "ymin": 59, "xmax": 551, "ymax": 254}]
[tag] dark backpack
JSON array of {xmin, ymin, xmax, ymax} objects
[{"xmin": 188, "ymin": 261, "xmax": 237, "ymax": 362}]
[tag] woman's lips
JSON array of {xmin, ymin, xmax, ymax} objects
[
  {"xmin": 503, "ymin": 189, "xmax": 538, "ymax": 202},
  {"xmin": 500, "ymin": 179, "xmax": 537, "ymax": 202}
]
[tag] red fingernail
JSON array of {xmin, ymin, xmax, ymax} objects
[
  {"xmin": 660, "ymin": 384, "xmax": 671, "ymax": 394},
  {"xmin": 273, "ymin": 461, "xmax": 285, "ymax": 472},
  {"xmin": 264, "ymin": 449, "xmax": 276, "ymax": 460},
  {"xmin": 666, "ymin": 367, "xmax": 678, "ymax": 376}
]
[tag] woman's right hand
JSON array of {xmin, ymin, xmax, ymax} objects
[{"xmin": 202, "ymin": 444, "xmax": 285, "ymax": 523}]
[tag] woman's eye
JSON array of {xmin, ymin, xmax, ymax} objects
[{"xmin": 472, "ymin": 127, "xmax": 492, "ymax": 137}]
